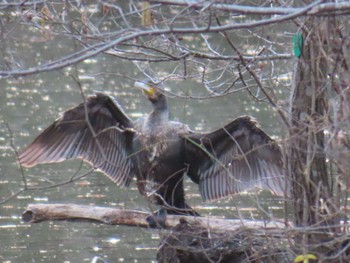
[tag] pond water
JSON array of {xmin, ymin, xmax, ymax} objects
[
  {"xmin": 0, "ymin": 60, "xmax": 290, "ymax": 262},
  {"xmin": 0, "ymin": 4, "xmax": 293, "ymax": 262}
]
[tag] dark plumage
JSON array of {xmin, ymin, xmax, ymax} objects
[{"xmin": 19, "ymin": 80, "xmax": 288, "ymax": 218}]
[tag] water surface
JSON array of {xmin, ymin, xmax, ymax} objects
[{"xmin": 0, "ymin": 5, "xmax": 292, "ymax": 262}]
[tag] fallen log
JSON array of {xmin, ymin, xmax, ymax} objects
[
  {"xmin": 22, "ymin": 203, "xmax": 294, "ymax": 262},
  {"xmin": 22, "ymin": 203, "xmax": 288, "ymax": 231}
]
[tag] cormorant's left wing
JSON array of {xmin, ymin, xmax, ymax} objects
[
  {"xmin": 184, "ymin": 116, "xmax": 288, "ymax": 201},
  {"xmin": 19, "ymin": 93, "xmax": 135, "ymax": 187}
]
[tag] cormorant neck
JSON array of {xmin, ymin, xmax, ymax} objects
[{"xmin": 148, "ymin": 95, "xmax": 169, "ymax": 125}]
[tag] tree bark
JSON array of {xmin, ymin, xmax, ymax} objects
[{"xmin": 290, "ymin": 16, "xmax": 337, "ymax": 227}]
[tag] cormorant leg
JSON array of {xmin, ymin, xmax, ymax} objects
[
  {"xmin": 146, "ymin": 208, "xmax": 167, "ymax": 228},
  {"xmin": 166, "ymin": 204, "xmax": 200, "ymax": 216},
  {"xmin": 184, "ymin": 204, "xmax": 200, "ymax": 216}
]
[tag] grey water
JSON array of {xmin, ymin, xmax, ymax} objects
[{"xmin": 0, "ymin": 7, "xmax": 292, "ymax": 263}]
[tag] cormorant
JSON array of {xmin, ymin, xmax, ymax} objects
[{"xmin": 19, "ymin": 80, "xmax": 287, "ymax": 220}]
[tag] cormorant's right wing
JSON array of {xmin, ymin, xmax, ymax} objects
[
  {"xmin": 19, "ymin": 93, "xmax": 135, "ymax": 187},
  {"xmin": 184, "ymin": 116, "xmax": 288, "ymax": 201}
]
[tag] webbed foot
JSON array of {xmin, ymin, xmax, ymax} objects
[{"xmin": 146, "ymin": 209, "xmax": 167, "ymax": 228}]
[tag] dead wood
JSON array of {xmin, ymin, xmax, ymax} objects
[
  {"xmin": 22, "ymin": 203, "xmax": 295, "ymax": 262},
  {"xmin": 22, "ymin": 203, "xmax": 289, "ymax": 231},
  {"xmin": 157, "ymin": 219, "xmax": 293, "ymax": 263}
]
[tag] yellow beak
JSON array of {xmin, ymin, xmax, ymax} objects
[{"xmin": 134, "ymin": 81, "xmax": 155, "ymax": 96}]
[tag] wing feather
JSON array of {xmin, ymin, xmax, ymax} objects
[
  {"xmin": 185, "ymin": 116, "xmax": 288, "ymax": 201},
  {"xmin": 19, "ymin": 93, "xmax": 135, "ymax": 187}
]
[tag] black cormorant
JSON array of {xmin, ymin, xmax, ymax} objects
[{"xmin": 19, "ymin": 80, "xmax": 288, "ymax": 219}]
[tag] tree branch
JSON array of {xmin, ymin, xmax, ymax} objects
[
  {"xmin": 22, "ymin": 203, "xmax": 289, "ymax": 231},
  {"xmin": 0, "ymin": 1, "xmax": 321, "ymax": 78}
]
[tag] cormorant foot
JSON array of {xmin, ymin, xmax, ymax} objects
[{"xmin": 146, "ymin": 209, "xmax": 167, "ymax": 228}]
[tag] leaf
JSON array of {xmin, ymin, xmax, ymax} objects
[
  {"xmin": 40, "ymin": 6, "xmax": 52, "ymax": 22},
  {"xmin": 294, "ymin": 254, "xmax": 317, "ymax": 263},
  {"xmin": 141, "ymin": 1, "xmax": 153, "ymax": 27},
  {"xmin": 293, "ymin": 33, "xmax": 303, "ymax": 58}
]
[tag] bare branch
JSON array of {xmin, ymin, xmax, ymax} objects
[{"xmin": 0, "ymin": 0, "xmax": 320, "ymax": 78}]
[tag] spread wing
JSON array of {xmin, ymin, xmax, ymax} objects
[
  {"xmin": 184, "ymin": 116, "xmax": 288, "ymax": 201},
  {"xmin": 19, "ymin": 93, "xmax": 135, "ymax": 187}
]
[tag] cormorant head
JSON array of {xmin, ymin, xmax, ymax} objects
[{"xmin": 134, "ymin": 80, "xmax": 166, "ymax": 105}]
